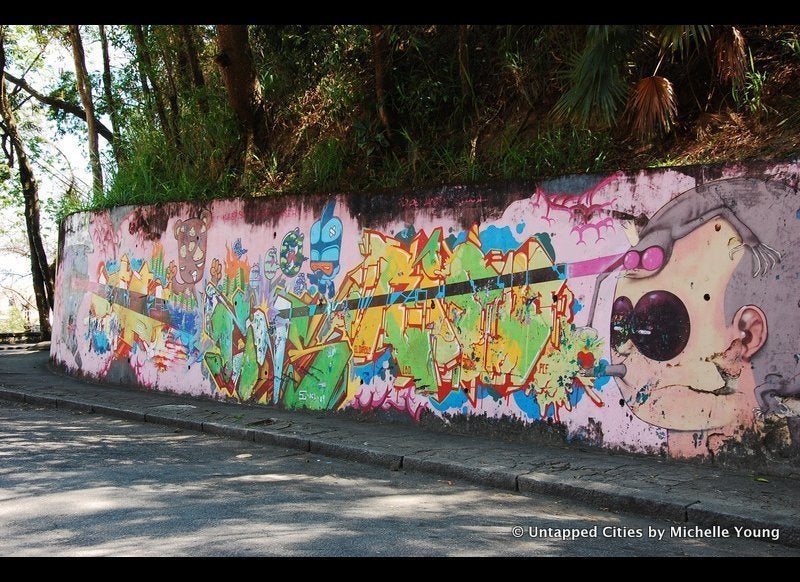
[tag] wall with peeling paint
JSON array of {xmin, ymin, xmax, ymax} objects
[{"xmin": 51, "ymin": 161, "xmax": 800, "ymax": 461}]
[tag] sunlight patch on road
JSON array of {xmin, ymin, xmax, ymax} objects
[
  {"xmin": 0, "ymin": 486, "xmax": 158, "ymax": 519},
  {"xmin": 225, "ymin": 473, "xmax": 313, "ymax": 483}
]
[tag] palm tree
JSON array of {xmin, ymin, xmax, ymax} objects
[{"xmin": 553, "ymin": 25, "xmax": 747, "ymax": 139}]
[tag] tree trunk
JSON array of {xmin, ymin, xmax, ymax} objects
[
  {"xmin": 131, "ymin": 25, "xmax": 173, "ymax": 146},
  {"xmin": 68, "ymin": 25, "xmax": 103, "ymax": 195},
  {"xmin": 130, "ymin": 26, "xmax": 151, "ymax": 103},
  {"xmin": 98, "ymin": 24, "xmax": 123, "ymax": 165},
  {"xmin": 215, "ymin": 25, "xmax": 268, "ymax": 166},
  {"xmin": 370, "ymin": 25, "xmax": 393, "ymax": 142},
  {"xmin": 180, "ymin": 25, "xmax": 208, "ymax": 113},
  {"xmin": 0, "ymin": 31, "xmax": 53, "ymax": 338},
  {"xmin": 157, "ymin": 35, "xmax": 181, "ymax": 148},
  {"xmin": 457, "ymin": 25, "xmax": 474, "ymax": 115}
]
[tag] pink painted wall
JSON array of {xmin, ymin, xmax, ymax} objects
[{"xmin": 51, "ymin": 162, "xmax": 800, "ymax": 460}]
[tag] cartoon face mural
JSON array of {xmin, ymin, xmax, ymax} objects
[
  {"xmin": 309, "ymin": 201, "xmax": 343, "ymax": 298},
  {"xmin": 609, "ymin": 178, "xmax": 797, "ymax": 457},
  {"xmin": 171, "ymin": 209, "xmax": 211, "ymax": 294},
  {"xmin": 49, "ymin": 167, "xmax": 800, "ymax": 463},
  {"xmin": 612, "ymin": 220, "xmax": 760, "ymax": 447}
]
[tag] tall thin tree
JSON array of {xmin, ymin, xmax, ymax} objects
[
  {"xmin": 155, "ymin": 30, "xmax": 181, "ymax": 147},
  {"xmin": 179, "ymin": 25, "xmax": 207, "ymax": 113},
  {"xmin": 370, "ymin": 25, "xmax": 393, "ymax": 142},
  {"xmin": 130, "ymin": 26, "xmax": 151, "ymax": 104},
  {"xmin": 98, "ymin": 24, "xmax": 123, "ymax": 165},
  {"xmin": 0, "ymin": 28, "xmax": 53, "ymax": 337},
  {"xmin": 215, "ymin": 25, "xmax": 268, "ymax": 169},
  {"xmin": 457, "ymin": 25, "xmax": 474, "ymax": 116},
  {"xmin": 131, "ymin": 25, "xmax": 173, "ymax": 146},
  {"xmin": 181, "ymin": 26, "xmax": 206, "ymax": 90},
  {"xmin": 68, "ymin": 24, "xmax": 103, "ymax": 195}
]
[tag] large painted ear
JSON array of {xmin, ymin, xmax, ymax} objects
[
  {"xmin": 174, "ymin": 219, "xmax": 184, "ymax": 239},
  {"xmin": 734, "ymin": 305, "xmax": 768, "ymax": 361},
  {"xmin": 200, "ymin": 209, "xmax": 212, "ymax": 232}
]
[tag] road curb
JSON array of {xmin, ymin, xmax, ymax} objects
[
  {"xmin": 201, "ymin": 421, "xmax": 252, "ymax": 442},
  {"xmin": 0, "ymin": 342, "xmax": 50, "ymax": 352},
  {"xmin": 56, "ymin": 399, "xmax": 94, "ymax": 413},
  {"xmin": 403, "ymin": 456, "xmax": 519, "ymax": 491},
  {"xmin": 685, "ymin": 504, "xmax": 800, "ymax": 548},
  {"xmin": 517, "ymin": 472, "xmax": 689, "ymax": 523},
  {"xmin": 0, "ymin": 389, "xmax": 26, "ymax": 403},
  {"xmin": 145, "ymin": 413, "xmax": 204, "ymax": 432},
  {"xmin": 252, "ymin": 430, "xmax": 312, "ymax": 452},
  {"xmin": 21, "ymin": 393, "xmax": 57, "ymax": 407},
  {"xmin": 91, "ymin": 404, "xmax": 146, "ymax": 422},
  {"xmin": 310, "ymin": 440, "xmax": 403, "ymax": 471}
]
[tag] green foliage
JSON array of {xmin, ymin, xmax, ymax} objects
[
  {"xmin": 0, "ymin": 304, "xmax": 29, "ymax": 333},
  {"xmin": 732, "ymin": 49, "xmax": 768, "ymax": 115},
  {"xmin": 297, "ymin": 136, "xmax": 346, "ymax": 191},
  {"xmin": 252, "ymin": 25, "xmax": 369, "ymax": 109},
  {"xmin": 553, "ymin": 25, "xmax": 639, "ymax": 127},
  {"xmin": 495, "ymin": 127, "xmax": 610, "ymax": 179},
  {"xmin": 103, "ymin": 94, "xmax": 240, "ymax": 209},
  {"xmin": 15, "ymin": 23, "xmax": 796, "ymax": 222},
  {"xmin": 781, "ymin": 33, "xmax": 800, "ymax": 59},
  {"xmin": 390, "ymin": 26, "xmax": 467, "ymax": 132},
  {"xmin": 43, "ymin": 183, "xmax": 87, "ymax": 223},
  {"xmin": 353, "ymin": 117, "xmax": 390, "ymax": 157},
  {"xmin": 0, "ymin": 173, "xmax": 23, "ymax": 209},
  {"xmin": 551, "ymin": 24, "xmax": 757, "ymax": 137},
  {"xmin": 658, "ymin": 25, "xmax": 711, "ymax": 56},
  {"xmin": 45, "ymin": 70, "xmax": 85, "ymax": 137}
]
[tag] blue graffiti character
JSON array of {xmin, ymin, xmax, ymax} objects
[{"xmin": 309, "ymin": 201, "xmax": 342, "ymax": 298}]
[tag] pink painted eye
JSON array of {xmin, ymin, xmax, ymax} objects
[
  {"xmin": 641, "ymin": 246, "xmax": 665, "ymax": 271},
  {"xmin": 623, "ymin": 251, "xmax": 640, "ymax": 270}
]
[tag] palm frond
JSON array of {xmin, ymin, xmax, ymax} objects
[
  {"xmin": 658, "ymin": 25, "xmax": 711, "ymax": 57},
  {"xmin": 624, "ymin": 75, "xmax": 677, "ymax": 139},
  {"xmin": 552, "ymin": 26, "xmax": 637, "ymax": 127},
  {"xmin": 715, "ymin": 26, "xmax": 746, "ymax": 87}
]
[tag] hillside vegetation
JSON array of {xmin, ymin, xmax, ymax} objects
[{"xmin": 108, "ymin": 25, "xmax": 800, "ymax": 208}]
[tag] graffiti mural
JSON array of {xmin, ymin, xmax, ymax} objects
[
  {"xmin": 50, "ymin": 163, "xmax": 800, "ymax": 461},
  {"xmin": 170, "ymin": 209, "xmax": 211, "ymax": 297},
  {"xmin": 605, "ymin": 178, "xmax": 796, "ymax": 457},
  {"xmin": 309, "ymin": 201, "xmax": 342, "ymax": 298}
]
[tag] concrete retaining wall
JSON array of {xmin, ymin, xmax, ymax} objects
[{"xmin": 50, "ymin": 161, "xmax": 800, "ymax": 461}]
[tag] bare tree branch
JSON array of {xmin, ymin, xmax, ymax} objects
[
  {"xmin": 0, "ymin": 281, "xmax": 36, "ymax": 312},
  {"xmin": 1, "ymin": 71, "xmax": 114, "ymax": 143}
]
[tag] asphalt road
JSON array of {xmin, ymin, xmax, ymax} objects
[{"xmin": 0, "ymin": 399, "xmax": 796, "ymax": 557}]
